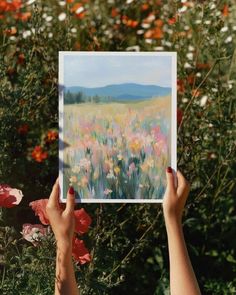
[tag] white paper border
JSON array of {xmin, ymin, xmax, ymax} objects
[{"xmin": 59, "ymin": 51, "xmax": 177, "ymax": 203}]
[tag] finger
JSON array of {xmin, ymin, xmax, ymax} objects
[
  {"xmin": 65, "ymin": 186, "xmax": 75, "ymax": 214},
  {"xmin": 48, "ymin": 177, "xmax": 60, "ymax": 209},
  {"xmin": 176, "ymin": 170, "xmax": 190, "ymax": 200},
  {"xmin": 165, "ymin": 166, "xmax": 175, "ymax": 193}
]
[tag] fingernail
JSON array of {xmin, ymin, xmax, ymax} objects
[
  {"xmin": 166, "ymin": 167, "xmax": 172, "ymax": 173},
  {"xmin": 69, "ymin": 186, "xmax": 74, "ymax": 194}
]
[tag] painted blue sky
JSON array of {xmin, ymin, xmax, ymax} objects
[{"xmin": 63, "ymin": 54, "xmax": 172, "ymax": 88}]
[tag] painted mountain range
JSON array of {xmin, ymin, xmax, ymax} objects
[{"xmin": 66, "ymin": 83, "xmax": 171, "ymax": 100}]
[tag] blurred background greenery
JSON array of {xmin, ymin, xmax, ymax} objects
[{"xmin": 0, "ymin": 0, "xmax": 236, "ymax": 294}]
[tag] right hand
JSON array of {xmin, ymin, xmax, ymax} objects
[{"xmin": 163, "ymin": 168, "xmax": 190, "ymax": 225}]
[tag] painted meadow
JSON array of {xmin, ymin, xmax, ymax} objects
[
  {"xmin": 0, "ymin": 0, "xmax": 236, "ymax": 294},
  {"xmin": 63, "ymin": 95, "xmax": 171, "ymax": 200}
]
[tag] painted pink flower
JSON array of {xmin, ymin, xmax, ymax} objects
[
  {"xmin": 29, "ymin": 199, "xmax": 49, "ymax": 225},
  {"xmin": 72, "ymin": 237, "xmax": 91, "ymax": 264},
  {"xmin": 0, "ymin": 184, "xmax": 23, "ymax": 208},
  {"xmin": 21, "ymin": 223, "xmax": 48, "ymax": 246},
  {"xmin": 104, "ymin": 188, "xmax": 112, "ymax": 195},
  {"xmin": 153, "ymin": 139, "xmax": 167, "ymax": 156},
  {"xmin": 127, "ymin": 162, "xmax": 136, "ymax": 177},
  {"xmin": 74, "ymin": 208, "xmax": 92, "ymax": 234}
]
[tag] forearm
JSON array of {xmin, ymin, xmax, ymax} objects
[
  {"xmin": 55, "ymin": 242, "xmax": 79, "ymax": 295},
  {"xmin": 165, "ymin": 219, "xmax": 201, "ymax": 295}
]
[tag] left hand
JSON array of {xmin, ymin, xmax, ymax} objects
[{"xmin": 46, "ymin": 178, "xmax": 75, "ymax": 250}]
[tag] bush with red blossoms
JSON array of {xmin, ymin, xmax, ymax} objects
[{"xmin": 0, "ymin": 1, "xmax": 235, "ymax": 294}]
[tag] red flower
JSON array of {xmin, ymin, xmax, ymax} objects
[
  {"xmin": 177, "ymin": 79, "xmax": 185, "ymax": 94},
  {"xmin": 74, "ymin": 208, "xmax": 92, "ymax": 234},
  {"xmin": 45, "ymin": 130, "xmax": 58, "ymax": 143},
  {"xmin": 3, "ymin": 27, "xmax": 17, "ymax": 35},
  {"xmin": 177, "ymin": 108, "xmax": 183, "ymax": 126},
  {"xmin": 17, "ymin": 53, "xmax": 25, "ymax": 65},
  {"xmin": 0, "ymin": 0, "xmax": 21, "ymax": 13},
  {"xmin": 16, "ymin": 11, "xmax": 31, "ymax": 21},
  {"xmin": 17, "ymin": 123, "xmax": 29, "ymax": 135},
  {"xmin": 72, "ymin": 237, "xmax": 91, "ymax": 264},
  {"xmin": 29, "ymin": 199, "xmax": 49, "ymax": 225},
  {"xmin": 168, "ymin": 17, "xmax": 176, "ymax": 25},
  {"xmin": 0, "ymin": 184, "xmax": 23, "ymax": 208},
  {"xmin": 31, "ymin": 146, "xmax": 48, "ymax": 163},
  {"xmin": 141, "ymin": 4, "xmax": 149, "ymax": 11},
  {"xmin": 111, "ymin": 7, "xmax": 119, "ymax": 18}
]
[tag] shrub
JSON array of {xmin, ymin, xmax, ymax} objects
[{"xmin": 0, "ymin": 1, "xmax": 236, "ymax": 294}]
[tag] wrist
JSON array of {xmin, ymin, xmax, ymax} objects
[
  {"xmin": 56, "ymin": 239, "xmax": 73, "ymax": 253},
  {"xmin": 164, "ymin": 216, "xmax": 182, "ymax": 231}
]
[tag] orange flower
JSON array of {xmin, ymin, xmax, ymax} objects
[
  {"xmin": 31, "ymin": 146, "xmax": 48, "ymax": 163},
  {"xmin": 222, "ymin": 4, "xmax": 229, "ymax": 17},
  {"xmin": 74, "ymin": 41, "xmax": 81, "ymax": 50},
  {"xmin": 141, "ymin": 3, "xmax": 149, "ymax": 11},
  {"xmin": 45, "ymin": 130, "xmax": 58, "ymax": 143},
  {"xmin": 111, "ymin": 7, "xmax": 119, "ymax": 18},
  {"xmin": 4, "ymin": 27, "xmax": 17, "ymax": 35},
  {"xmin": 16, "ymin": 11, "xmax": 31, "ymax": 21},
  {"xmin": 0, "ymin": 0, "xmax": 21, "ymax": 12},
  {"xmin": 144, "ymin": 27, "xmax": 163, "ymax": 39},
  {"xmin": 168, "ymin": 17, "xmax": 176, "ymax": 25},
  {"xmin": 191, "ymin": 88, "xmax": 201, "ymax": 97},
  {"xmin": 154, "ymin": 19, "xmax": 163, "ymax": 27},
  {"xmin": 66, "ymin": 0, "xmax": 74, "ymax": 3},
  {"xmin": 126, "ymin": 19, "xmax": 138, "ymax": 28},
  {"xmin": 71, "ymin": 2, "xmax": 85, "ymax": 19}
]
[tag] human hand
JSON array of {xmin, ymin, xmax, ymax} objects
[
  {"xmin": 163, "ymin": 167, "xmax": 190, "ymax": 225},
  {"xmin": 46, "ymin": 178, "xmax": 75, "ymax": 251}
]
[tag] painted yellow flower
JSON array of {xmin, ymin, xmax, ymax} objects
[
  {"xmin": 81, "ymin": 176, "xmax": 88, "ymax": 187},
  {"xmin": 69, "ymin": 175, "xmax": 77, "ymax": 183},
  {"xmin": 93, "ymin": 169, "xmax": 99, "ymax": 180},
  {"xmin": 129, "ymin": 139, "xmax": 142, "ymax": 154},
  {"xmin": 147, "ymin": 158, "xmax": 154, "ymax": 168},
  {"xmin": 140, "ymin": 162, "xmax": 148, "ymax": 172},
  {"xmin": 114, "ymin": 166, "xmax": 120, "ymax": 175}
]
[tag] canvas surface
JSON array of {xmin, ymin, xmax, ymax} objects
[{"xmin": 59, "ymin": 52, "xmax": 176, "ymax": 203}]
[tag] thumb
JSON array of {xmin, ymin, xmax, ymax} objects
[{"xmin": 165, "ymin": 167, "xmax": 176, "ymax": 193}]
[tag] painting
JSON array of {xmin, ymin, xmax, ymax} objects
[{"xmin": 59, "ymin": 51, "xmax": 176, "ymax": 203}]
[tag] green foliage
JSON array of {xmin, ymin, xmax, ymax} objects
[{"xmin": 0, "ymin": 0, "xmax": 236, "ymax": 294}]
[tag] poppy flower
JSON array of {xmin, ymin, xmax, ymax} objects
[
  {"xmin": 29, "ymin": 199, "xmax": 49, "ymax": 225},
  {"xmin": 22, "ymin": 223, "xmax": 48, "ymax": 246},
  {"xmin": 72, "ymin": 237, "xmax": 91, "ymax": 264},
  {"xmin": 0, "ymin": 184, "xmax": 23, "ymax": 208},
  {"xmin": 74, "ymin": 208, "xmax": 92, "ymax": 234}
]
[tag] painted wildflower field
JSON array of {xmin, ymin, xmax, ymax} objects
[{"xmin": 64, "ymin": 96, "xmax": 171, "ymax": 200}]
